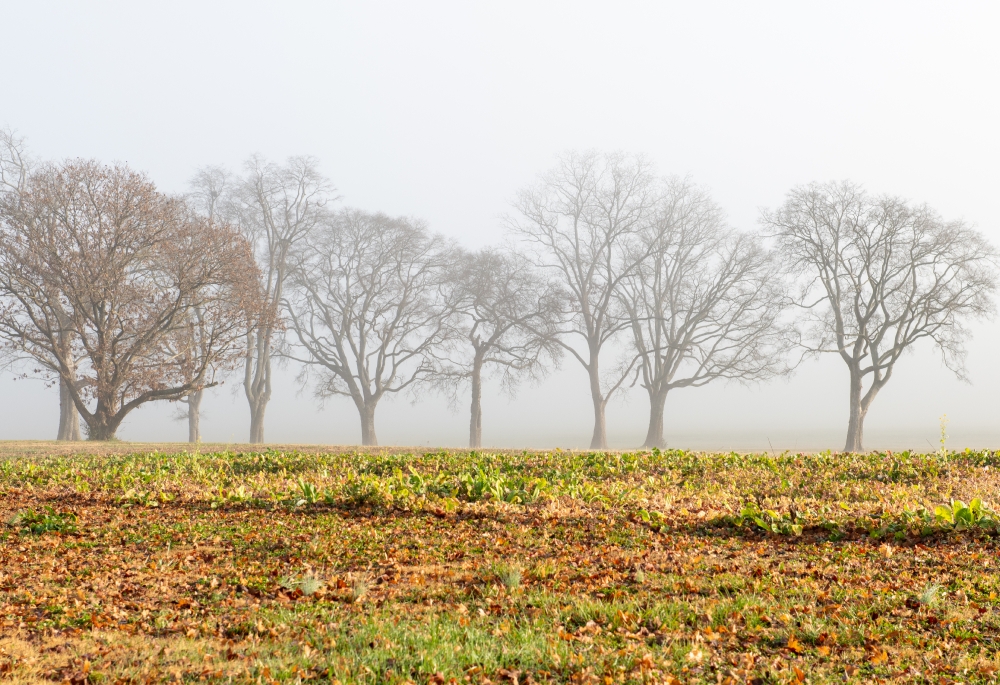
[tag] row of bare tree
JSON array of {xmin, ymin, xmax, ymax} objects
[{"xmin": 1, "ymin": 134, "xmax": 995, "ymax": 452}]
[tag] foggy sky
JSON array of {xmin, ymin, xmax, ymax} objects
[{"xmin": 2, "ymin": 1, "xmax": 999, "ymax": 451}]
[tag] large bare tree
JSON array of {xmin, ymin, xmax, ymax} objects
[
  {"xmin": 227, "ymin": 156, "xmax": 336, "ymax": 443},
  {"xmin": 620, "ymin": 179, "xmax": 793, "ymax": 448},
  {"xmin": 0, "ymin": 128, "xmax": 83, "ymax": 440},
  {"xmin": 0, "ymin": 160, "xmax": 260, "ymax": 440},
  {"xmin": 509, "ymin": 151, "xmax": 658, "ymax": 449},
  {"xmin": 440, "ymin": 247, "xmax": 562, "ymax": 448},
  {"xmin": 762, "ymin": 181, "xmax": 997, "ymax": 452},
  {"xmin": 284, "ymin": 209, "xmax": 453, "ymax": 446}
]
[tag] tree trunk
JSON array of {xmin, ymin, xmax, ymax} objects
[
  {"xmin": 360, "ymin": 403, "xmax": 378, "ymax": 446},
  {"xmin": 469, "ymin": 353, "xmax": 484, "ymax": 449},
  {"xmin": 88, "ymin": 425, "xmax": 117, "ymax": 441},
  {"xmin": 642, "ymin": 388, "xmax": 667, "ymax": 449},
  {"xmin": 57, "ymin": 375, "xmax": 81, "ymax": 441},
  {"xmin": 187, "ymin": 389, "xmax": 203, "ymax": 443},
  {"xmin": 843, "ymin": 368, "xmax": 866, "ymax": 452},
  {"xmin": 588, "ymin": 361, "xmax": 608, "ymax": 449},
  {"xmin": 245, "ymin": 330, "xmax": 272, "ymax": 444},
  {"xmin": 249, "ymin": 399, "xmax": 266, "ymax": 444},
  {"xmin": 56, "ymin": 334, "xmax": 82, "ymax": 441},
  {"xmin": 85, "ymin": 408, "xmax": 122, "ymax": 441}
]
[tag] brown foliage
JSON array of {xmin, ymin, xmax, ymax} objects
[{"xmin": 0, "ymin": 160, "xmax": 262, "ymax": 439}]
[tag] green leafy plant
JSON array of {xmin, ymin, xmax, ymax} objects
[
  {"xmin": 296, "ymin": 477, "xmax": 320, "ymax": 506},
  {"xmin": 341, "ymin": 474, "xmax": 389, "ymax": 508},
  {"xmin": 120, "ymin": 488, "xmax": 174, "ymax": 508},
  {"xmin": 637, "ymin": 509, "xmax": 668, "ymax": 533},
  {"xmin": 457, "ymin": 466, "xmax": 549, "ymax": 504},
  {"xmin": 562, "ymin": 479, "xmax": 606, "ymax": 503},
  {"xmin": 731, "ymin": 502, "xmax": 802, "ymax": 536},
  {"xmin": 933, "ymin": 498, "xmax": 996, "ymax": 530},
  {"xmin": 390, "ymin": 465, "xmax": 452, "ymax": 498},
  {"xmin": 7, "ymin": 507, "xmax": 78, "ymax": 535},
  {"xmin": 210, "ymin": 485, "xmax": 257, "ymax": 509}
]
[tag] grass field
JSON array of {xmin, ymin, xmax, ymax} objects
[{"xmin": 2, "ymin": 444, "xmax": 1000, "ymax": 683}]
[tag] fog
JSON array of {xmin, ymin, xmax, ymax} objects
[{"xmin": 2, "ymin": 1, "xmax": 999, "ymax": 451}]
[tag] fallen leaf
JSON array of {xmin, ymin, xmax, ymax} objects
[
  {"xmin": 787, "ymin": 635, "xmax": 804, "ymax": 654},
  {"xmin": 869, "ymin": 649, "xmax": 888, "ymax": 665},
  {"xmin": 498, "ymin": 668, "xmax": 521, "ymax": 685},
  {"xmin": 686, "ymin": 646, "xmax": 705, "ymax": 664}
]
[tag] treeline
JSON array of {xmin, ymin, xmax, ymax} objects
[{"xmin": 0, "ymin": 133, "xmax": 996, "ymax": 451}]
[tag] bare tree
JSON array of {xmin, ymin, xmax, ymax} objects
[
  {"xmin": 0, "ymin": 160, "xmax": 261, "ymax": 440},
  {"xmin": 762, "ymin": 181, "xmax": 997, "ymax": 452},
  {"xmin": 227, "ymin": 156, "xmax": 336, "ymax": 443},
  {"xmin": 0, "ymin": 128, "xmax": 83, "ymax": 440},
  {"xmin": 284, "ymin": 209, "xmax": 453, "ymax": 446},
  {"xmin": 188, "ymin": 166, "xmax": 230, "ymax": 221},
  {"xmin": 440, "ymin": 247, "xmax": 562, "ymax": 448},
  {"xmin": 174, "ymin": 167, "xmax": 233, "ymax": 442},
  {"xmin": 163, "ymin": 305, "xmax": 217, "ymax": 443},
  {"xmin": 620, "ymin": 179, "xmax": 793, "ymax": 448},
  {"xmin": 0, "ymin": 128, "xmax": 29, "ymax": 195},
  {"xmin": 509, "ymin": 151, "xmax": 658, "ymax": 449}
]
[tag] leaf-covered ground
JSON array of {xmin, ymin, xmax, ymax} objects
[{"xmin": 2, "ymin": 445, "xmax": 1000, "ymax": 683}]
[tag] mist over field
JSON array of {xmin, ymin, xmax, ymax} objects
[
  {"xmin": 7, "ymin": 8, "xmax": 1000, "ymax": 683},
  {"xmin": 2, "ymin": 1, "xmax": 999, "ymax": 451}
]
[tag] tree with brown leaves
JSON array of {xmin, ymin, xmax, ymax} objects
[
  {"xmin": 0, "ymin": 128, "xmax": 84, "ymax": 440},
  {"xmin": 0, "ymin": 160, "xmax": 261, "ymax": 440}
]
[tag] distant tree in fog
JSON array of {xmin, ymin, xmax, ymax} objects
[
  {"xmin": 177, "ymin": 166, "xmax": 233, "ymax": 442},
  {"xmin": 620, "ymin": 179, "xmax": 793, "ymax": 448},
  {"xmin": 762, "ymin": 181, "xmax": 997, "ymax": 452},
  {"xmin": 224, "ymin": 156, "xmax": 337, "ymax": 443},
  {"xmin": 162, "ymin": 304, "xmax": 219, "ymax": 444},
  {"xmin": 0, "ymin": 129, "xmax": 29, "ymax": 194},
  {"xmin": 0, "ymin": 128, "xmax": 82, "ymax": 440},
  {"xmin": 284, "ymin": 209, "xmax": 453, "ymax": 446},
  {"xmin": 509, "ymin": 151, "xmax": 658, "ymax": 449},
  {"xmin": 438, "ymin": 247, "xmax": 563, "ymax": 448},
  {"xmin": 0, "ymin": 160, "xmax": 261, "ymax": 440}
]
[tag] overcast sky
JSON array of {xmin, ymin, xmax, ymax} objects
[{"xmin": 2, "ymin": 1, "xmax": 999, "ymax": 451}]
